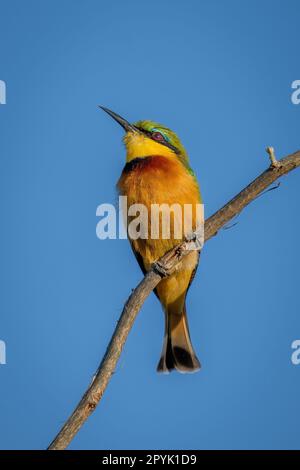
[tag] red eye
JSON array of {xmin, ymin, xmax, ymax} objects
[{"xmin": 152, "ymin": 132, "xmax": 165, "ymax": 142}]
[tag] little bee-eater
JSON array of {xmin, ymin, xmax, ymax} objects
[{"xmin": 101, "ymin": 107, "xmax": 202, "ymax": 373}]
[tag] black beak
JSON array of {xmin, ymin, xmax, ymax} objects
[{"xmin": 99, "ymin": 106, "xmax": 138, "ymax": 133}]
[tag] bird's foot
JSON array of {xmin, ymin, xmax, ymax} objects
[
  {"xmin": 175, "ymin": 245, "xmax": 184, "ymax": 258},
  {"xmin": 184, "ymin": 231, "xmax": 204, "ymax": 252},
  {"xmin": 153, "ymin": 243, "xmax": 185, "ymax": 278},
  {"xmin": 152, "ymin": 261, "xmax": 172, "ymax": 278}
]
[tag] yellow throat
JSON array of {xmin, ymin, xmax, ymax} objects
[{"xmin": 124, "ymin": 132, "xmax": 176, "ymax": 162}]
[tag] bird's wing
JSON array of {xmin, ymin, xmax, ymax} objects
[
  {"xmin": 186, "ymin": 252, "xmax": 200, "ymax": 295},
  {"xmin": 129, "ymin": 240, "xmax": 161, "ymax": 300},
  {"xmin": 129, "ymin": 241, "xmax": 146, "ymax": 275}
]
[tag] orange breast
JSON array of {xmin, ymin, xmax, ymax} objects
[
  {"xmin": 118, "ymin": 155, "xmax": 202, "ymax": 308},
  {"xmin": 117, "ymin": 155, "xmax": 201, "ymax": 267}
]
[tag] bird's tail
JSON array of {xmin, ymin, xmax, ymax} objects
[{"xmin": 157, "ymin": 303, "xmax": 201, "ymax": 373}]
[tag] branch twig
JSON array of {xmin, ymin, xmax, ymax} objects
[
  {"xmin": 266, "ymin": 146, "xmax": 281, "ymax": 168},
  {"xmin": 48, "ymin": 149, "xmax": 300, "ymax": 450}
]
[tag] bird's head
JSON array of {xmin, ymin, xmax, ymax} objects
[{"xmin": 100, "ymin": 106, "xmax": 189, "ymax": 166}]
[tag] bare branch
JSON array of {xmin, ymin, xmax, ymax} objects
[{"xmin": 48, "ymin": 149, "xmax": 300, "ymax": 450}]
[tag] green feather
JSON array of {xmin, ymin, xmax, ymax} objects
[{"xmin": 133, "ymin": 120, "xmax": 196, "ymax": 176}]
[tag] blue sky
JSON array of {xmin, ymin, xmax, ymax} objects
[{"xmin": 0, "ymin": 0, "xmax": 299, "ymax": 450}]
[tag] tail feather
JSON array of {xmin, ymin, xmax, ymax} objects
[{"xmin": 157, "ymin": 304, "xmax": 200, "ymax": 374}]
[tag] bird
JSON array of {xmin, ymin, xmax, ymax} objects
[{"xmin": 100, "ymin": 106, "xmax": 202, "ymax": 373}]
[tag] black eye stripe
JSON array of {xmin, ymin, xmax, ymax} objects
[{"xmin": 136, "ymin": 128, "xmax": 152, "ymax": 137}]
